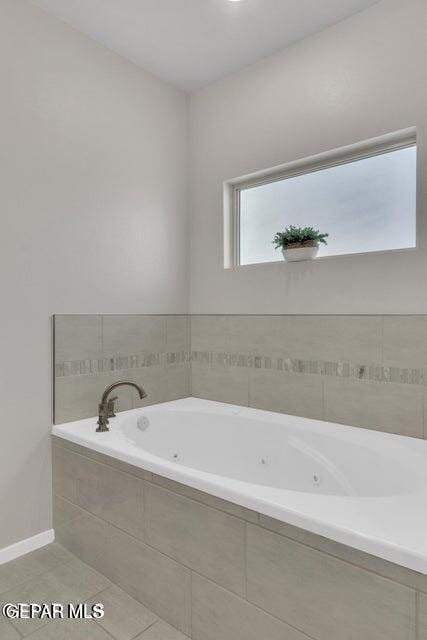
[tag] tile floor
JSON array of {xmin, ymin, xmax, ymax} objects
[{"xmin": 0, "ymin": 543, "xmax": 189, "ymax": 639}]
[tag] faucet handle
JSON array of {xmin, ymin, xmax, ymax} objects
[
  {"xmin": 96, "ymin": 404, "xmax": 110, "ymax": 432},
  {"xmin": 107, "ymin": 396, "xmax": 118, "ymax": 418}
]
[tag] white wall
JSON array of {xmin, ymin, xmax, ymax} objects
[
  {"xmin": 0, "ymin": 0, "xmax": 189, "ymax": 549},
  {"xmin": 2, "ymin": 0, "xmax": 427, "ymax": 551},
  {"xmin": 189, "ymin": 0, "xmax": 427, "ymax": 314}
]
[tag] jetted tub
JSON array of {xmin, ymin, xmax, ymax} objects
[{"xmin": 52, "ymin": 397, "xmax": 427, "ymax": 574}]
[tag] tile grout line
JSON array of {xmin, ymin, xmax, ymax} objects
[
  {"xmin": 87, "ymin": 586, "xmax": 121, "ymax": 640},
  {"xmin": 7, "ymin": 575, "xmax": 114, "ymax": 639},
  {"xmin": 8, "ymin": 616, "xmax": 25, "ymax": 640},
  {"xmin": 149, "ymin": 477, "xmax": 257, "ymax": 523},
  {"xmin": 321, "ymin": 376, "xmax": 325, "ymax": 421},
  {"xmin": 0, "ymin": 547, "xmax": 78, "ymax": 598},
  {"xmin": 17, "ymin": 550, "xmax": 174, "ymax": 640},
  {"xmin": 143, "ymin": 480, "xmax": 254, "ymax": 528},
  {"xmin": 250, "ymin": 520, "xmax": 424, "ymax": 594},
  {"xmin": 380, "ymin": 314, "xmax": 385, "ymax": 367},
  {"xmin": 57, "ymin": 495, "xmax": 247, "ymax": 606},
  {"xmin": 88, "ymin": 583, "xmax": 179, "ymax": 640},
  {"xmin": 189, "ymin": 569, "xmax": 193, "ymax": 639},
  {"xmin": 133, "ymin": 619, "xmax": 161, "ymax": 639},
  {"xmin": 52, "ymin": 442, "xmax": 148, "ymax": 485},
  {"xmin": 142, "ymin": 475, "xmax": 147, "ymax": 543},
  {"xmin": 54, "ymin": 444, "xmax": 256, "ymax": 523},
  {"xmin": 189, "ymin": 315, "xmax": 193, "ymax": 399},
  {"xmin": 415, "ymin": 590, "xmax": 419, "ymax": 640},
  {"xmin": 423, "ymin": 384, "xmax": 426, "ymax": 440},
  {"xmin": 244, "ymin": 522, "xmax": 248, "ymax": 600},
  {"xmin": 196, "ymin": 572, "xmax": 317, "ymax": 640},
  {"xmin": 55, "ymin": 451, "xmax": 427, "ymax": 593},
  {"xmin": 56, "ymin": 483, "xmax": 425, "ymax": 601},
  {"xmin": 101, "ymin": 315, "xmax": 104, "ymax": 363},
  {"xmin": 90, "ymin": 584, "xmax": 162, "ymax": 640}
]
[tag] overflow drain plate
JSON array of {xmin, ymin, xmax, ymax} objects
[{"xmin": 137, "ymin": 416, "xmax": 150, "ymax": 431}]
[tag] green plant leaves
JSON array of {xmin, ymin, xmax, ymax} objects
[{"xmin": 273, "ymin": 226, "xmax": 329, "ymax": 249}]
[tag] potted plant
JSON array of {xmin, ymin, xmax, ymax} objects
[{"xmin": 273, "ymin": 226, "xmax": 329, "ymax": 262}]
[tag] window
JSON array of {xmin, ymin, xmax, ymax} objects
[{"xmin": 226, "ymin": 130, "xmax": 416, "ymax": 267}]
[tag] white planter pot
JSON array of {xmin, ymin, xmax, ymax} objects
[{"xmin": 282, "ymin": 245, "xmax": 319, "ymax": 262}]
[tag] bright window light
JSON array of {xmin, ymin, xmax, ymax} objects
[{"xmin": 233, "ymin": 141, "xmax": 416, "ymax": 266}]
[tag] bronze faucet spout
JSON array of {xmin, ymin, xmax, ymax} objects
[
  {"xmin": 101, "ymin": 380, "xmax": 147, "ymax": 404},
  {"xmin": 97, "ymin": 380, "xmax": 147, "ymax": 432}
]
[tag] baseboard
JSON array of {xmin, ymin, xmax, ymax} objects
[{"xmin": 0, "ymin": 529, "xmax": 55, "ymax": 565}]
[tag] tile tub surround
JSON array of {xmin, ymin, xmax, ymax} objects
[
  {"xmin": 51, "ymin": 437, "xmax": 426, "ymax": 640},
  {"xmin": 55, "ymin": 314, "xmax": 427, "ymax": 437},
  {"xmin": 190, "ymin": 314, "xmax": 427, "ymax": 439},
  {"xmin": 54, "ymin": 315, "xmax": 191, "ymax": 423}
]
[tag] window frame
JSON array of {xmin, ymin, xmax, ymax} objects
[{"xmin": 224, "ymin": 128, "xmax": 417, "ymax": 268}]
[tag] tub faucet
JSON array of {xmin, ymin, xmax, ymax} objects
[{"xmin": 97, "ymin": 380, "xmax": 147, "ymax": 432}]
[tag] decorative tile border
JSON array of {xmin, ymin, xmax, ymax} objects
[
  {"xmin": 55, "ymin": 351, "xmax": 190, "ymax": 378},
  {"xmin": 191, "ymin": 351, "xmax": 426, "ymax": 386},
  {"xmin": 56, "ymin": 347, "xmax": 425, "ymax": 387}
]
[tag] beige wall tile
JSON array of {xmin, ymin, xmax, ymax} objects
[
  {"xmin": 53, "ymin": 495, "xmax": 83, "ymax": 529},
  {"xmin": 54, "ymin": 314, "xmax": 191, "ymax": 423},
  {"xmin": 191, "ymin": 316, "xmax": 226, "ymax": 351},
  {"xmin": 102, "ymin": 316, "xmax": 167, "ymax": 358},
  {"xmin": 166, "ymin": 316, "xmax": 190, "ymax": 352},
  {"xmin": 246, "ymin": 525, "xmax": 416, "ymax": 640},
  {"xmin": 75, "ymin": 456, "xmax": 144, "ymax": 539},
  {"xmin": 291, "ymin": 315, "xmax": 383, "ymax": 364},
  {"xmin": 54, "ymin": 370, "xmax": 134, "ymax": 424},
  {"xmin": 54, "ymin": 374, "xmax": 100, "ymax": 424},
  {"xmin": 55, "ymin": 507, "xmax": 112, "ymax": 574},
  {"xmin": 258, "ymin": 515, "xmax": 427, "ymax": 593},
  {"xmin": 324, "ymin": 377, "xmax": 424, "ymax": 437},
  {"xmin": 151, "ymin": 474, "xmax": 258, "ymax": 523},
  {"xmin": 424, "ymin": 388, "xmax": 427, "ymax": 440},
  {"xmin": 224, "ymin": 316, "xmax": 250, "ymax": 354},
  {"xmin": 145, "ymin": 483, "xmax": 245, "ymax": 595},
  {"xmin": 52, "ymin": 436, "xmax": 152, "ymax": 481},
  {"xmin": 55, "ymin": 362, "xmax": 181, "ymax": 424},
  {"xmin": 383, "ymin": 316, "xmax": 427, "ymax": 369},
  {"xmin": 54, "ymin": 315, "xmax": 102, "ymax": 363},
  {"xmin": 128, "ymin": 365, "xmax": 169, "ymax": 408},
  {"xmin": 53, "ymin": 443, "xmax": 144, "ymax": 538},
  {"xmin": 106, "ymin": 523, "xmax": 191, "ymax": 635},
  {"xmin": 418, "ymin": 592, "xmax": 427, "ymax": 640},
  {"xmin": 56, "ymin": 507, "xmax": 191, "ymax": 635},
  {"xmin": 249, "ymin": 368, "xmax": 323, "ymax": 419},
  {"xmin": 52, "ymin": 444, "xmax": 78, "ymax": 503},
  {"xmin": 192, "ymin": 362, "xmax": 249, "ymax": 405},
  {"xmin": 166, "ymin": 363, "xmax": 191, "ymax": 400},
  {"xmin": 191, "ymin": 573, "xmax": 309, "ymax": 640},
  {"xmin": 226, "ymin": 315, "xmax": 293, "ymax": 357}
]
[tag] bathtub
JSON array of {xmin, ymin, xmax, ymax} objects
[{"xmin": 52, "ymin": 397, "xmax": 427, "ymax": 574}]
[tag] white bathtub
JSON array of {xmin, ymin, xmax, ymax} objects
[{"xmin": 52, "ymin": 397, "xmax": 427, "ymax": 574}]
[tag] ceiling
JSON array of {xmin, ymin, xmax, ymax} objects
[{"xmin": 30, "ymin": 0, "xmax": 380, "ymax": 91}]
